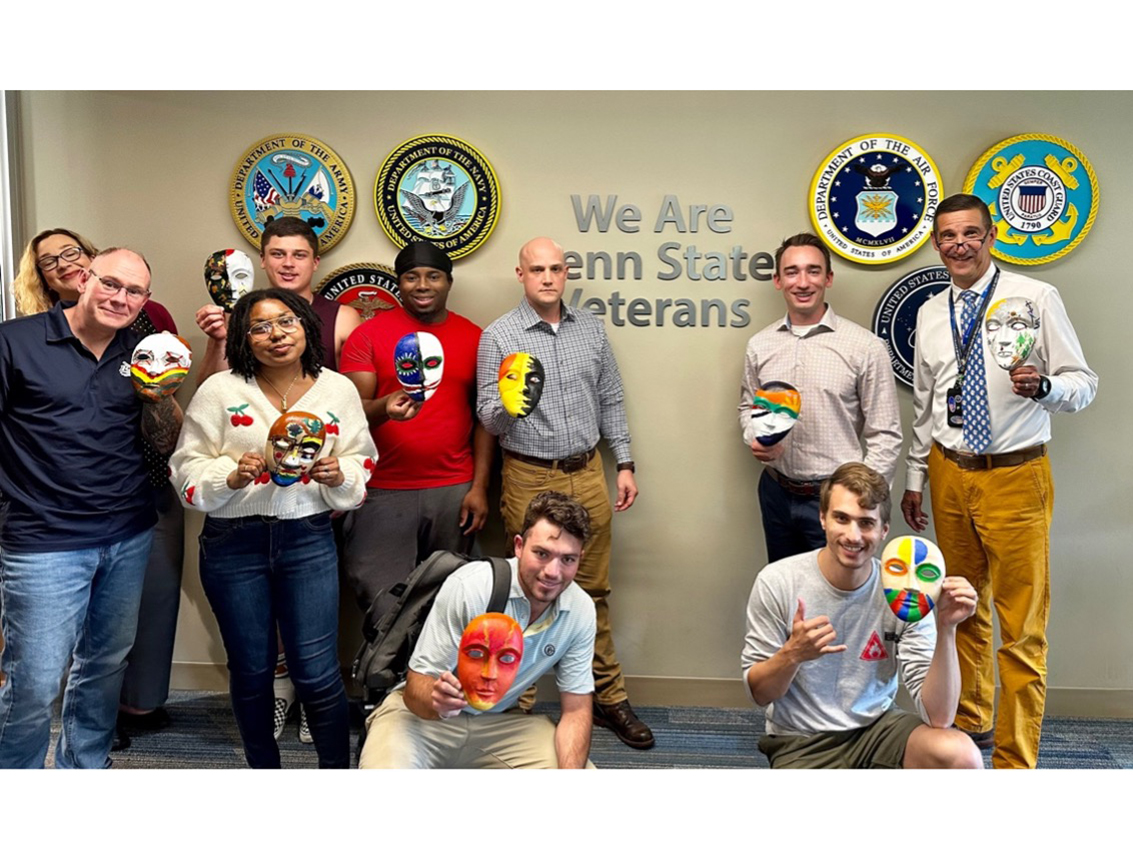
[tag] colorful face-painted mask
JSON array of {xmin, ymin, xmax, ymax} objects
[
  {"xmin": 985, "ymin": 297, "xmax": 1040, "ymax": 370},
  {"xmin": 265, "ymin": 411, "xmax": 326, "ymax": 486},
  {"xmin": 457, "ymin": 613, "xmax": 525, "ymax": 711},
  {"xmin": 498, "ymin": 352, "xmax": 545, "ymax": 418},
  {"xmin": 131, "ymin": 333, "xmax": 192, "ymax": 402},
  {"xmin": 204, "ymin": 248, "xmax": 255, "ymax": 311},
  {"xmin": 881, "ymin": 536, "xmax": 946, "ymax": 622},
  {"xmin": 394, "ymin": 331, "xmax": 444, "ymax": 402},
  {"xmin": 750, "ymin": 381, "xmax": 801, "ymax": 446}
]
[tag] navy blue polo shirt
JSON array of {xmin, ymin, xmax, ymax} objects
[{"xmin": 0, "ymin": 302, "xmax": 156, "ymax": 552}]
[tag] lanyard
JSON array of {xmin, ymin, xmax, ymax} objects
[{"xmin": 948, "ymin": 267, "xmax": 999, "ymax": 380}]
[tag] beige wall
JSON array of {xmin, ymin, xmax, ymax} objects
[{"xmin": 13, "ymin": 91, "xmax": 1131, "ymax": 710}]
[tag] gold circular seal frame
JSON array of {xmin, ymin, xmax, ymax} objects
[
  {"xmin": 374, "ymin": 133, "xmax": 502, "ymax": 261},
  {"xmin": 963, "ymin": 133, "xmax": 1099, "ymax": 266},
  {"xmin": 228, "ymin": 132, "xmax": 356, "ymax": 254},
  {"xmin": 808, "ymin": 133, "xmax": 942, "ymax": 265}
]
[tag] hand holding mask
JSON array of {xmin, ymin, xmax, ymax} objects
[
  {"xmin": 265, "ymin": 411, "xmax": 326, "ymax": 486},
  {"xmin": 498, "ymin": 352, "xmax": 545, "ymax": 418},
  {"xmin": 750, "ymin": 381, "xmax": 801, "ymax": 446},
  {"xmin": 131, "ymin": 333, "xmax": 192, "ymax": 403},
  {"xmin": 394, "ymin": 332, "xmax": 444, "ymax": 402},
  {"xmin": 880, "ymin": 536, "xmax": 945, "ymax": 622}
]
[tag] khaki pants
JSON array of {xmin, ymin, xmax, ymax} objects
[
  {"xmin": 500, "ymin": 451, "xmax": 627, "ymax": 705},
  {"xmin": 927, "ymin": 443, "xmax": 1053, "ymax": 769},
  {"xmin": 359, "ymin": 690, "xmax": 595, "ymax": 769}
]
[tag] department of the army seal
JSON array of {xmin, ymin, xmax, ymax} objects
[
  {"xmin": 872, "ymin": 265, "xmax": 951, "ymax": 387},
  {"xmin": 229, "ymin": 133, "xmax": 356, "ymax": 254},
  {"xmin": 374, "ymin": 134, "xmax": 501, "ymax": 260},
  {"xmin": 810, "ymin": 134, "xmax": 942, "ymax": 265},
  {"xmin": 963, "ymin": 134, "xmax": 1099, "ymax": 265},
  {"xmin": 315, "ymin": 263, "xmax": 402, "ymax": 321}
]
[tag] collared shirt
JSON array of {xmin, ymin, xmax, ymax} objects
[
  {"xmin": 408, "ymin": 558, "xmax": 597, "ymax": 713},
  {"xmin": 0, "ymin": 302, "xmax": 155, "ymax": 552},
  {"xmin": 906, "ymin": 265, "xmax": 1097, "ymax": 491},
  {"xmin": 738, "ymin": 305, "xmax": 902, "ymax": 483},
  {"xmin": 477, "ymin": 298, "xmax": 632, "ymax": 464}
]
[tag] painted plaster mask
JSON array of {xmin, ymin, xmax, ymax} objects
[
  {"xmin": 204, "ymin": 248, "xmax": 255, "ymax": 311},
  {"xmin": 881, "ymin": 536, "xmax": 946, "ymax": 623},
  {"xmin": 457, "ymin": 613, "xmax": 524, "ymax": 711},
  {"xmin": 265, "ymin": 411, "xmax": 326, "ymax": 486},
  {"xmin": 131, "ymin": 333, "xmax": 192, "ymax": 402},
  {"xmin": 985, "ymin": 297, "xmax": 1040, "ymax": 370},
  {"xmin": 750, "ymin": 381, "xmax": 802, "ymax": 446},
  {"xmin": 394, "ymin": 331, "xmax": 444, "ymax": 402},
  {"xmin": 498, "ymin": 352, "xmax": 545, "ymax": 418}
]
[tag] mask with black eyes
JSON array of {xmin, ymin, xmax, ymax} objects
[
  {"xmin": 204, "ymin": 248, "xmax": 254, "ymax": 312},
  {"xmin": 130, "ymin": 333, "xmax": 192, "ymax": 402},
  {"xmin": 394, "ymin": 331, "xmax": 444, "ymax": 402},
  {"xmin": 880, "ymin": 536, "xmax": 945, "ymax": 622},
  {"xmin": 750, "ymin": 380, "xmax": 801, "ymax": 446},
  {"xmin": 985, "ymin": 297, "xmax": 1040, "ymax": 371},
  {"xmin": 265, "ymin": 411, "xmax": 326, "ymax": 486},
  {"xmin": 498, "ymin": 352, "xmax": 545, "ymax": 418}
]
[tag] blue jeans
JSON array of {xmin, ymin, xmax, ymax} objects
[
  {"xmin": 0, "ymin": 528, "xmax": 154, "ymax": 768},
  {"xmin": 199, "ymin": 512, "xmax": 349, "ymax": 768},
  {"xmin": 758, "ymin": 469, "xmax": 828, "ymax": 564}
]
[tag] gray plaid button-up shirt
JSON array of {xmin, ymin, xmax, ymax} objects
[{"xmin": 477, "ymin": 298, "xmax": 632, "ymax": 464}]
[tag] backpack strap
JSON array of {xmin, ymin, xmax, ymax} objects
[{"xmin": 486, "ymin": 556, "xmax": 511, "ymax": 614}]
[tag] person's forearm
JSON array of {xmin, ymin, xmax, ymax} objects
[
  {"xmin": 745, "ymin": 649, "xmax": 803, "ymax": 707},
  {"xmin": 404, "ymin": 671, "xmax": 440, "ymax": 720},
  {"xmin": 555, "ymin": 707, "xmax": 592, "ymax": 769},
  {"xmin": 471, "ymin": 423, "xmax": 494, "ymax": 490},
  {"xmin": 141, "ymin": 397, "xmax": 183, "ymax": 454},
  {"xmin": 919, "ymin": 626, "xmax": 961, "ymax": 728},
  {"xmin": 194, "ymin": 337, "xmax": 227, "ymax": 388}
]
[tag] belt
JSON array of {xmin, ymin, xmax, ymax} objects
[
  {"xmin": 936, "ymin": 441, "xmax": 1046, "ymax": 470},
  {"xmin": 766, "ymin": 467, "xmax": 826, "ymax": 497},
  {"xmin": 504, "ymin": 447, "xmax": 597, "ymax": 474}
]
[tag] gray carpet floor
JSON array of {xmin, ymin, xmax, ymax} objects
[{"xmin": 87, "ymin": 690, "xmax": 1133, "ymax": 768}]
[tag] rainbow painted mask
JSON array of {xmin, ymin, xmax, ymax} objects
[
  {"xmin": 131, "ymin": 333, "xmax": 192, "ymax": 402},
  {"xmin": 204, "ymin": 248, "xmax": 254, "ymax": 311},
  {"xmin": 457, "ymin": 612, "xmax": 525, "ymax": 711},
  {"xmin": 881, "ymin": 536, "xmax": 945, "ymax": 622},
  {"xmin": 394, "ymin": 331, "xmax": 444, "ymax": 402},
  {"xmin": 750, "ymin": 381, "xmax": 801, "ymax": 446},
  {"xmin": 985, "ymin": 297, "xmax": 1040, "ymax": 370},
  {"xmin": 498, "ymin": 352, "xmax": 545, "ymax": 418},
  {"xmin": 265, "ymin": 411, "xmax": 326, "ymax": 486}
]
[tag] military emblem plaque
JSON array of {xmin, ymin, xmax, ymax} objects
[
  {"xmin": 810, "ymin": 134, "xmax": 942, "ymax": 265},
  {"xmin": 229, "ymin": 133, "xmax": 356, "ymax": 254},
  {"xmin": 316, "ymin": 263, "xmax": 402, "ymax": 321},
  {"xmin": 963, "ymin": 134, "xmax": 1099, "ymax": 265},
  {"xmin": 872, "ymin": 265, "xmax": 951, "ymax": 387},
  {"xmin": 374, "ymin": 134, "xmax": 501, "ymax": 260}
]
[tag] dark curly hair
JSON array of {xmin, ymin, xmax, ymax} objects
[
  {"xmin": 521, "ymin": 491, "xmax": 592, "ymax": 546},
  {"xmin": 226, "ymin": 289, "xmax": 324, "ymax": 380}
]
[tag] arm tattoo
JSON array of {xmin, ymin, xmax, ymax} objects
[{"xmin": 141, "ymin": 397, "xmax": 184, "ymax": 455}]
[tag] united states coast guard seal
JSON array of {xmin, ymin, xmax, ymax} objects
[
  {"xmin": 229, "ymin": 133, "xmax": 356, "ymax": 253},
  {"xmin": 810, "ymin": 134, "xmax": 942, "ymax": 265},
  {"xmin": 374, "ymin": 134, "xmax": 501, "ymax": 260},
  {"xmin": 315, "ymin": 263, "xmax": 402, "ymax": 320},
  {"xmin": 963, "ymin": 134, "xmax": 1099, "ymax": 265},
  {"xmin": 872, "ymin": 265, "xmax": 951, "ymax": 387}
]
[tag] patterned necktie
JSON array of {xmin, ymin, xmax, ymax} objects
[{"xmin": 959, "ymin": 289, "xmax": 991, "ymax": 453}]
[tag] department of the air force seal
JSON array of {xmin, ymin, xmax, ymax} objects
[
  {"xmin": 963, "ymin": 134, "xmax": 1099, "ymax": 265},
  {"xmin": 229, "ymin": 133, "xmax": 356, "ymax": 254},
  {"xmin": 374, "ymin": 134, "xmax": 501, "ymax": 260},
  {"xmin": 315, "ymin": 263, "xmax": 402, "ymax": 320},
  {"xmin": 872, "ymin": 265, "xmax": 951, "ymax": 387},
  {"xmin": 810, "ymin": 134, "xmax": 942, "ymax": 265}
]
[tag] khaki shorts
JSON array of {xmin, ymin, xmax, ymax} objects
[{"xmin": 759, "ymin": 708, "xmax": 924, "ymax": 769}]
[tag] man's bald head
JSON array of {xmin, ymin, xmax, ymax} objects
[
  {"xmin": 516, "ymin": 237, "xmax": 568, "ymax": 321},
  {"xmin": 518, "ymin": 237, "xmax": 565, "ymax": 268}
]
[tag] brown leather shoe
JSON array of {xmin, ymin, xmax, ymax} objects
[{"xmin": 593, "ymin": 699, "xmax": 655, "ymax": 750}]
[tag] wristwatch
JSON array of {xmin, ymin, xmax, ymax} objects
[
  {"xmin": 1033, "ymin": 376, "xmax": 1052, "ymax": 400},
  {"xmin": 616, "ymin": 462, "xmax": 636, "ymax": 473}
]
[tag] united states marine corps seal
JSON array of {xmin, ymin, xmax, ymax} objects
[
  {"xmin": 810, "ymin": 134, "xmax": 942, "ymax": 265},
  {"xmin": 315, "ymin": 263, "xmax": 402, "ymax": 320},
  {"xmin": 374, "ymin": 134, "xmax": 501, "ymax": 260},
  {"xmin": 963, "ymin": 134, "xmax": 1099, "ymax": 265},
  {"xmin": 872, "ymin": 265, "xmax": 951, "ymax": 387},
  {"xmin": 229, "ymin": 133, "xmax": 356, "ymax": 254}
]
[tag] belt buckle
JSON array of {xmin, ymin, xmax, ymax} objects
[{"xmin": 560, "ymin": 454, "xmax": 586, "ymax": 473}]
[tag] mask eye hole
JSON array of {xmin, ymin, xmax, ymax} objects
[
  {"xmin": 884, "ymin": 559, "xmax": 908, "ymax": 576},
  {"xmin": 916, "ymin": 564, "xmax": 942, "ymax": 582}
]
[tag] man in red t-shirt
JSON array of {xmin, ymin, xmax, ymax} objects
[{"xmin": 339, "ymin": 242, "xmax": 493, "ymax": 610}]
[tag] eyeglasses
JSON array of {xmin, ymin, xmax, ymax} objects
[
  {"xmin": 936, "ymin": 231, "xmax": 991, "ymax": 254},
  {"xmin": 84, "ymin": 268, "xmax": 151, "ymax": 302},
  {"xmin": 248, "ymin": 315, "xmax": 302, "ymax": 338},
  {"xmin": 37, "ymin": 245, "xmax": 86, "ymax": 271}
]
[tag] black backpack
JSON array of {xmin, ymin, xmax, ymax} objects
[{"xmin": 351, "ymin": 552, "xmax": 512, "ymax": 708}]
